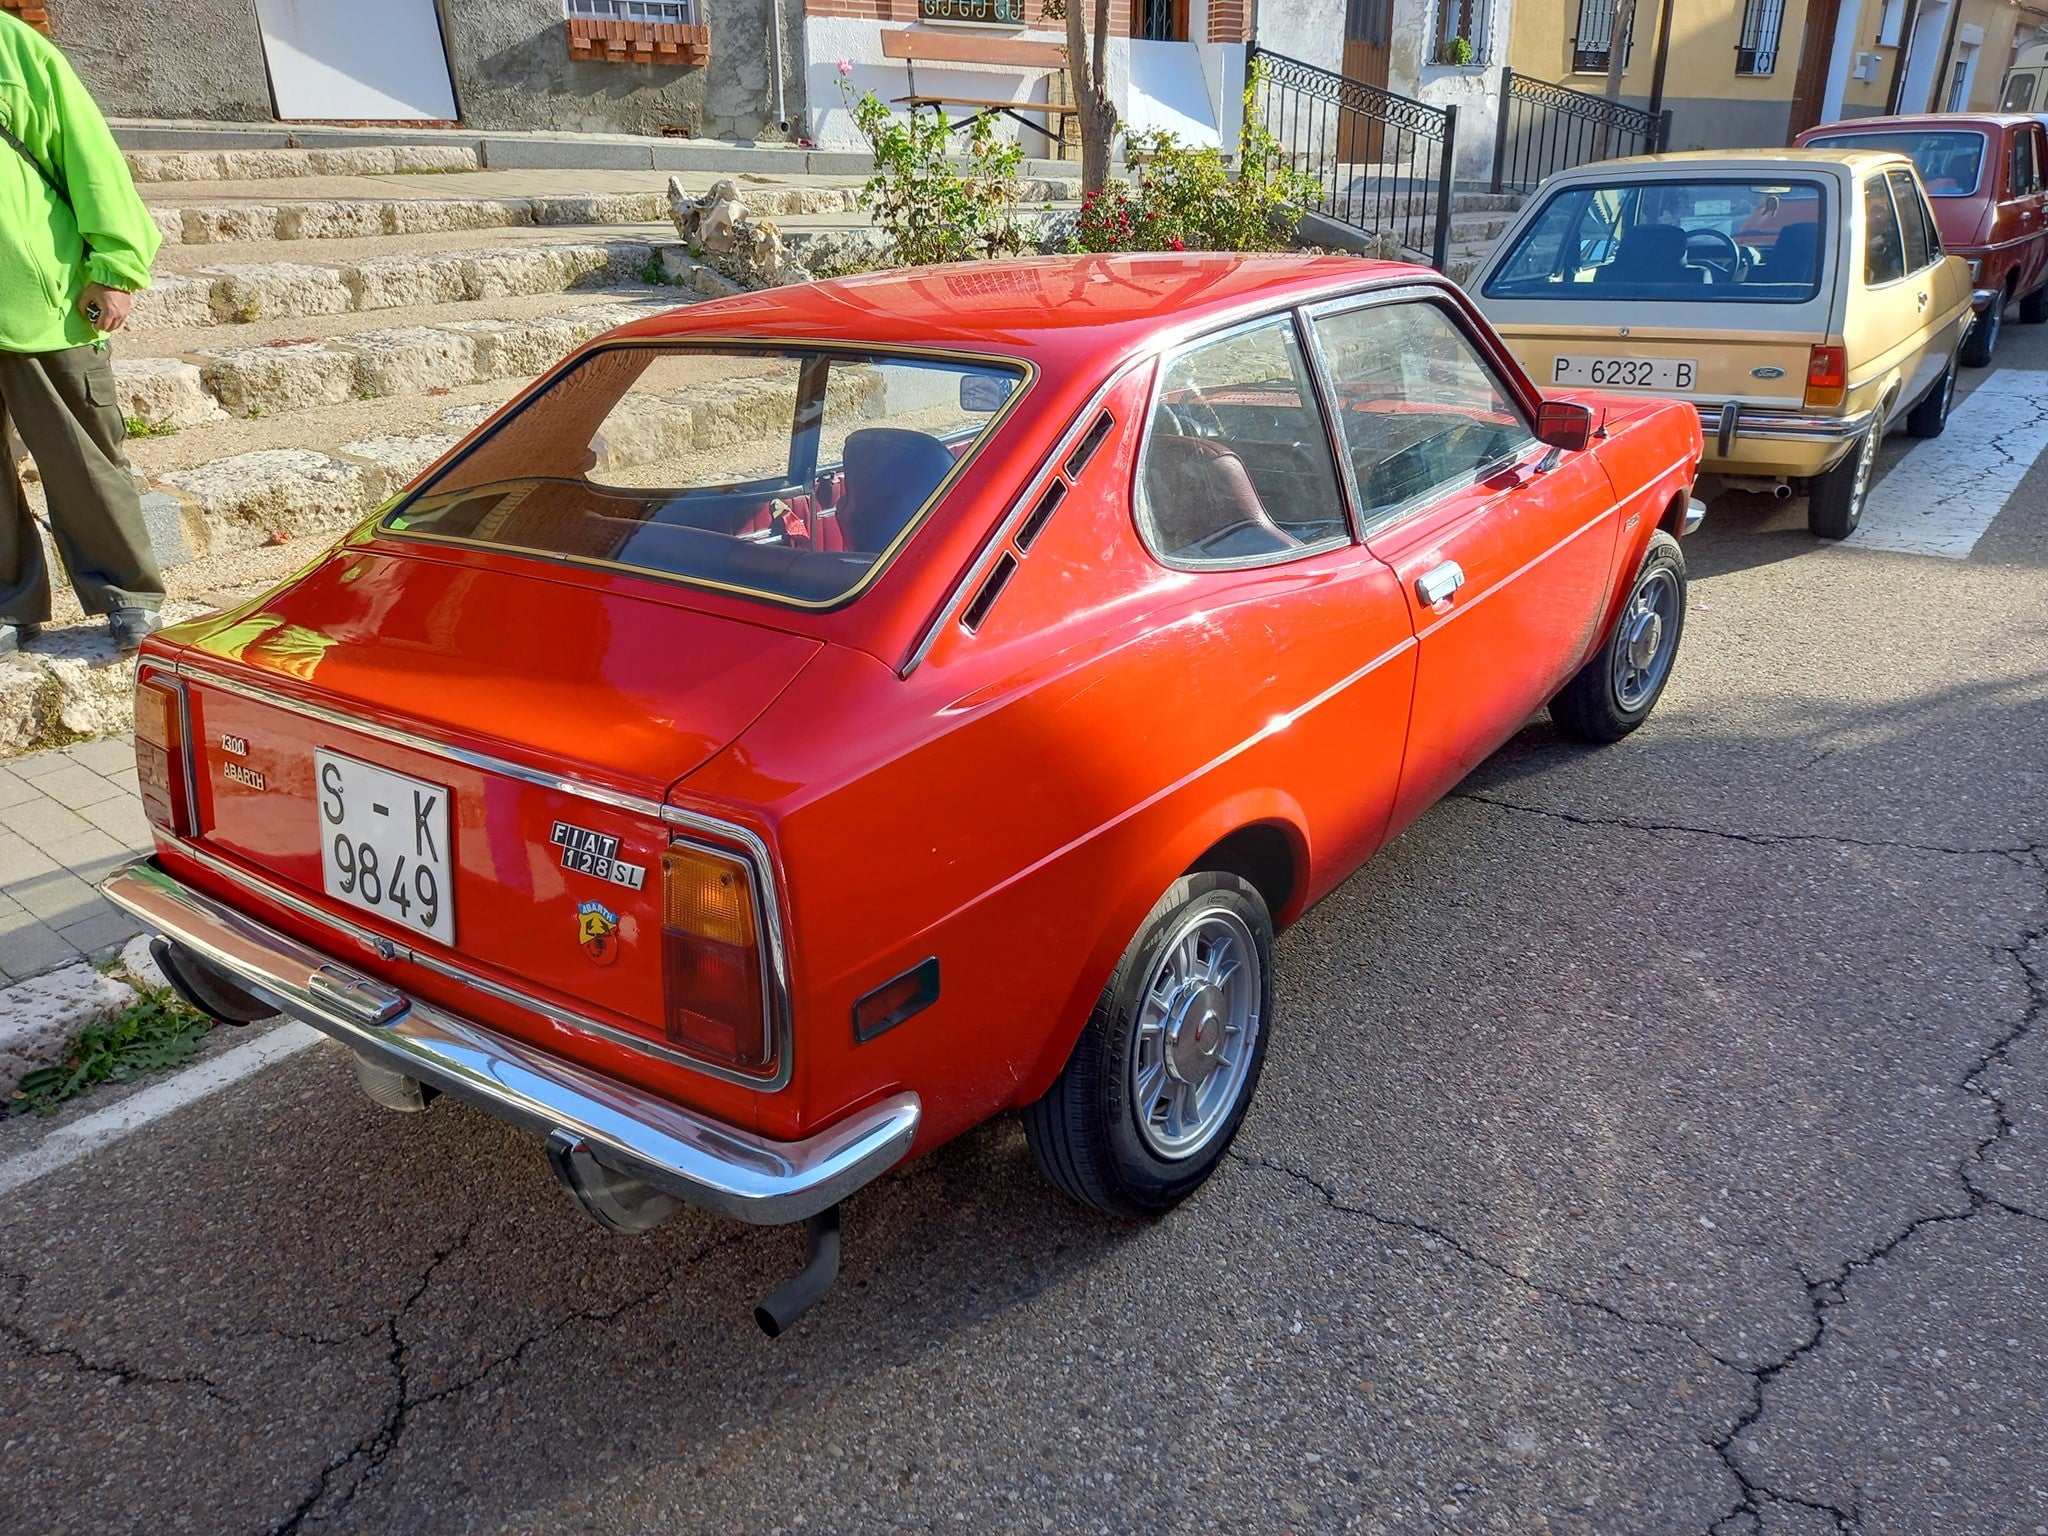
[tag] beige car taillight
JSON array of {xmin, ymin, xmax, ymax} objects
[
  {"xmin": 1804, "ymin": 344, "xmax": 1847, "ymax": 409},
  {"xmin": 133, "ymin": 672, "xmax": 195, "ymax": 837},
  {"xmin": 661, "ymin": 841, "xmax": 773, "ymax": 1074}
]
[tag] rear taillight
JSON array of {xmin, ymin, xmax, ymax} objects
[
  {"xmin": 133, "ymin": 672, "xmax": 195, "ymax": 837},
  {"xmin": 661, "ymin": 841, "xmax": 772, "ymax": 1074},
  {"xmin": 1804, "ymin": 344, "xmax": 1847, "ymax": 409}
]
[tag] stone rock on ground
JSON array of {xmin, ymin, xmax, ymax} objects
[
  {"xmin": 124, "ymin": 145, "xmax": 478, "ymax": 182},
  {"xmin": 111, "ymin": 357, "xmax": 227, "ymax": 432},
  {"xmin": 0, "ymin": 601, "xmax": 212, "ymax": 757},
  {"xmin": 339, "ymin": 434, "xmax": 461, "ymax": 486},
  {"xmin": 0, "ymin": 963, "xmax": 137, "ymax": 1088},
  {"xmin": 118, "ymin": 934, "xmax": 169, "ymax": 991},
  {"xmin": 157, "ymin": 450, "xmax": 382, "ymax": 549}
]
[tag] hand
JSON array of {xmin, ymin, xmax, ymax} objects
[{"xmin": 78, "ymin": 283, "xmax": 133, "ymax": 333}]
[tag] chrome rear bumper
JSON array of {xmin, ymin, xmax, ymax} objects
[
  {"xmin": 1695, "ymin": 401, "xmax": 1875, "ymax": 460},
  {"xmin": 101, "ymin": 860, "xmax": 919, "ymax": 1226}
]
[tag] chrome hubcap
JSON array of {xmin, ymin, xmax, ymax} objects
[
  {"xmin": 1130, "ymin": 908, "xmax": 1261, "ymax": 1161},
  {"xmin": 1612, "ymin": 567, "xmax": 1680, "ymax": 712}
]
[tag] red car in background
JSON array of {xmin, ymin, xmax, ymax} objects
[
  {"xmin": 103, "ymin": 256, "xmax": 1703, "ymax": 1333},
  {"xmin": 1798, "ymin": 113, "xmax": 2048, "ymax": 363}
]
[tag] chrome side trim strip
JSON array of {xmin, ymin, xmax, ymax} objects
[
  {"xmin": 102, "ymin": 860, "xmax": 916, "ymax": 1225},
  {"xmin": 165, "ymin": 837, "xmax": 794, "ymax": 1091}
]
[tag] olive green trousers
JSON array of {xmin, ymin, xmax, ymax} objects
[{"xmin": 0, "ymin": 343, "xmax": 164, "ymax": 622}]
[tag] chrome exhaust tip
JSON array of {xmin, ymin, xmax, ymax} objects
[
  {"xmin": 546, "ymin": 1130, "xmax": 684, "ymax": 1235},
  {"xmin": 353, "ymin": 1051, "xmax": 439, "ymax": 1114}
]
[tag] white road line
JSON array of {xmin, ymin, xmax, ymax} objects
[
  {"xmin": 1844, "ymin": 370, "xmax": 2048, "ymax": 559},
  {"xmin": 0, "ymin": 1023, "xmax": 323, "ymax": 1199}
]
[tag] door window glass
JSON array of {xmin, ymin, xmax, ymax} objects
[
  {"xmin": 1864, "ymin": 176, "xmax": 1907, "ymax": 285},
  {"xmin": 1309, "ymin": 300, "xmax": 1536, "ymax": 525},
  {"xmin": 1889, "ymin": 170, "xmax": 1933, "ymax": 272},
  {"xmin": 1135, "ymin": 315, "xmax": 1349, "ymax": 568},
  {"xmin": 2012, "ymin": 130, "xmax": 2042, "ymax": 198}
]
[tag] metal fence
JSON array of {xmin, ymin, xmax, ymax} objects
[
  {"xmin": 1247, "ymin": 46, "xmax": 1458, "ymax": 272},
  {"xmin": 1489, "ymin": 68, "xmax": 1670, "ymax": 196}
]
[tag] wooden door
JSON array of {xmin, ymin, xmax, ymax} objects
[
  {"xmin": 1340, "ymin": 0, "xmax": 1393, "ymax": 162},
  {"xmin": 1786, "ymin": 0, "xmax": 1843, "ymax": 139}
]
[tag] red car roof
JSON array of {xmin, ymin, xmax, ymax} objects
[{"xmin": 606, "ymin": 253, "xmax": 1419, "ymax": 374}]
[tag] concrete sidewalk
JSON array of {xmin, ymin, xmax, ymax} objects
[{"xmin": 0, "ymin": 737, "xmax": 149, "ymax": 984}]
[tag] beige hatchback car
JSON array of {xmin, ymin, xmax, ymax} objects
[{"xmin": 1469, "ymin": 149, "xmax": 1976, "ymax": 538}]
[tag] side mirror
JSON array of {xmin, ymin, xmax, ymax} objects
[{"xmin": 1536, "ymin": 399, "xmax": 1595, "ymax": 452}]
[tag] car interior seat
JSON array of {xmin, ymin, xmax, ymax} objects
[
  {"xmin": 840, "ymin": 428, "xmax": 958, "ymax": 553},
  {"xmin": 1596, "ymin": 224, "xmax": 1701, "ymax": 287},
  {"xmin": 1142, "ymin": 434, "xmax": 1304, "ymax": 560}
]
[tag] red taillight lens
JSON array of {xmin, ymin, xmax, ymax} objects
[
  {"xmin": 661, "ymin": 843, "xmax": 771, "ymax": 1072},
  {"xmin": 133, "ymin": 673, "xmax": 194, "ymax": 836},
  {"xmin": 1804, "ymin": 344, "xmax": 1847, "ymax": 409}
]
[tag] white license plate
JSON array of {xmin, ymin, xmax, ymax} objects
[
  {"xmin": 1552, "ymin": 355, "xmax": 1699, "ymax": 391},
  {"xmin": 316, "ymin": 750, "xmax": 454, "ymax": 945}
]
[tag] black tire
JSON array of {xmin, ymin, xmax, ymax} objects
[
  {"xmin": 1807, "ymin": 417, "xmax": 1881, "ymax": 539},
  {"xmin": 1022, "ymin": 871, "xmax": 1275, "ymax": 1220},
  {"xmin": 1960, "ymin": 295, "xmax": 2002, "ymax": 366},
  {"xmin": 1549, "ymin": 531, "xmax": 1687, "ymax": 744},
  {"xmin": 1905, "ymin": 355, "xmax": 1956, "ymax": 439},
  {"xmin": 2022, "ymin": 285, "xmax": 2048, "ymax": 325}
]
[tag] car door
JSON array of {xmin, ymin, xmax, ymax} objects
[
  {"xmin": 1888, "ymin": 166, "xmax": 1967, "ymax": 394},
  {"xmin": 2009, "ymin": 124, "xmax": 2048, "ymax": 296},
  {"xmin": 1859, "ymin": 172, "xmax": 1930, "ymax": 413},
  {"xmin": 1303, "ymin": 290, "xmax": 1620, "ymax": 839}
]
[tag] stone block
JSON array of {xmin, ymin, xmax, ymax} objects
[
  {"xmin": 147, "ymin": 205, "xmax": 183, "ymax": 245},
  {"xmin": 275, "ymin": 201, "xmax": 390, "ymax": 241},
  {"xmin": 130, "ymin": 275, "xmax": 217, "ymax": 331},
  {"xmin": 207, "ymin": 262, "xmax": 354, "ymax": 325},
  {"xmin": 338, "ymin": 433, "xmax": 461, "ymax": 487},
  {"xmin": 384, "ymin": 198, "xmax": 528, "ymax": 235},
  {"xmin": 158, "ymin": 449, "xmax": 383, "ymax": 547},
  {"xmin": 338, "ymin": 327, "xmax": 480, "ymax": 398},
  {"xmin": 440, "ymin": 402, "xmax": 499, "ymax": 432},
  {"xmin": 343, "ymin": 253, "xmax": 470, "ymax": 311},
  {"xmin": 111, "ymin": 357, "xmax": 227, "ymax": 432},
  {"xmin": 199, "ymin": 344, "xmax": 362, "ymax": 418},
  {"xmin": 447, "ymin": 316, "xmax": 579, "ymax": 382},
  {"xmin": 138, "ymin": 489, "xmax": 194, "ymax": 571},
  {"xmin": 0, "ymin": 963, "xmax": 134, "ymax": 1078},
  {"xmin": 179, "ymin": 203, "xmax": 281, "ymax": 244},
  {"xmin": 119, "ymin": 933, "xmax": 169, "ymax": 990},
  {"xmin": 124, "ymin": 150, "xmax": 230, "ymax": 182},
  {"xmin": 529, "ymin": 192, "xmax": 670, "ymax": 226},
  {"xmin": 387, "ymin": 145, "xmax": 482, "ymax": 174},
  {"xmin": 0, "ymin": 645, "xmax": 139, "ymax": 758}
]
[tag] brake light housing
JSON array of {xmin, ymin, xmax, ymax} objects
[
  {"xmin": 1804, "ymin": 344, "xmax": 1847, "ymax": 409},
  {"xmin": 661, "ymin": 840, "xmax": 775, "ymax": 1075},
  {"xmin": 133, "ymin": 671, "xmax": 196, "ymax": 837}
]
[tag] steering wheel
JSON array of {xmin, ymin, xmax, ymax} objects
[{"xmin": 1683, "ymin": 227, "xmax": 1745, "ymax": 282}]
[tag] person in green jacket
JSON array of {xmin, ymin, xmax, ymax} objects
[{"xmin": 0, "ymin": 12, "xmax": 164, "ymax": 655}]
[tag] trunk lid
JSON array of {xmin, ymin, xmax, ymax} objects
[
  {"xmin": 1503, "ymin": 316, "xmax": 1827, "ymax": 410},
  {"xmin": 172, "ymin": 548, "xmax": 819, "ymax": 1053}
]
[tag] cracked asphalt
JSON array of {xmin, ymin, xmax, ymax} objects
[{"xmin": 4, "ymin": 328, "xmax": 2047, "ymax": 1535}]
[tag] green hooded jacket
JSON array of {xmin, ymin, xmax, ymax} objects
[{"xmin": 0, "ymin": 12, "xmax": 158, "ymax": 355}]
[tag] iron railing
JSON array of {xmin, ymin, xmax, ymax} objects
[
  {"xmin": 1248, "ymin": 46, "xmax": 1458, "ymax": 271},
  {"xmin": 1489, "ymin": 67, "xmax": 1670, "ymax": 195}
]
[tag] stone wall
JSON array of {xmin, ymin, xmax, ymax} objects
[{"xmin": 41, "ymin": 0, "xmax": 804, "ymax": 141}]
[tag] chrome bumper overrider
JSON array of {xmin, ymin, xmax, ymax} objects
[
  {"xmin": 1694, "ymin": 402, "xmax": 1876, "ymax": 456},
  {"xmin": 101, "ymin": 860, "xmax": 919, "ymax": 1225},
  {"xmin": 1973, "ymin": 287, "xmax": 1998, "ymax": 312}
]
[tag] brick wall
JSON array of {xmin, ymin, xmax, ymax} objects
[
  {"xmin": 1, "ymin": 0, "xmax": 51, "ymax": 35},
  {"xmin": 1206, "ymin": 0, "xmax": 1247, "ymax": 43},
  {"xmin": 803, "ymin": 0, "xmax": 1135, "ymax": 31}
]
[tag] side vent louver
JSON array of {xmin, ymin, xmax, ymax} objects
[
  {"xmin": 960, "ymin": 553, "xmax": 1018, "ymax": 633},
  {"xmin": 1015, "ymin": 480, "xmax": 1066, "ymax": 552},
  {"xmin": 1064, "ymin": 412, "xmax": 1113, "ymax": 480}
]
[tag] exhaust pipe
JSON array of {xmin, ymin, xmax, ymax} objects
[
  {"xmin": 353, "ymin": 1052, "xmax": 439, "ymax": 1114},
  {"xmin": 755, "ymin": 1204, "xmax": 841, "ymax": 1338},
  {"xmin": 1721, "ymin": 476, "xmax": 1793, "ymax": 500},
  {"xmin": 546, "ymin": 1130, "xmax": 685, "ymax": 1235}
]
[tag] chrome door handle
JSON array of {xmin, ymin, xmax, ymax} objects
[
  {"xmin": 1416, "ymin": 561, "xmax": 1466, "ymax": 606},
  {"xmin": 1917, "ymin": 291, "xmax": 1930, "ymax": 308}
]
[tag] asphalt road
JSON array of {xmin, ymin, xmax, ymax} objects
[{"xmin": 4, "ymin": 328, "xmax": 2046, "ymax": 1536}]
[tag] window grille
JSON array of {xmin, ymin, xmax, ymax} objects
[
  {"xmin": 1572, "ymin": 0, "xmax": 1633, "ymax": 74},
  {"xmin": 565, "ymin": 0, "xmax": 699, "ymax": 22},
  {"xmin": 1434, "ymin": 0, "xmax": 1490, "ymax": 64},
  {"xmin": 1736, "ymin": 0, "xmax": 1786, "ymax": 75}
]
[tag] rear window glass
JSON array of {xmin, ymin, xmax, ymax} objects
[
  {"xmin": 1805, "ymin": 130, "xmax": 1985, "ymax": 195},
  {"xmin": 384, "ymin": 345, "xmax": 1028, "ymax": 606},
  {"xmin": 1484, "ymin": 179, "xmax": 1827, "ymax": 304}
]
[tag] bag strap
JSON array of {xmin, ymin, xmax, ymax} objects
[{"xmin": 0, "ymin": 120, "xmax": 68, "ymax": 210}]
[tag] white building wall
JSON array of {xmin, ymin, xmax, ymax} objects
[
  {"xmin": 1391, "ymin": 0, "xmax": 1516, "ymax": 180},
  {"xmin": 1255, "ymin": 0, "xmax": 1344, "ymax": 74}
]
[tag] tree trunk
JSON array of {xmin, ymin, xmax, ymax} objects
[
  {"xmin": 1596, "ymin": 0, "xmax": 1639, "ymax": 158},
  {"xmin": 1065, "ymin": 0, "xmax": 1118, "ymax": 194}
]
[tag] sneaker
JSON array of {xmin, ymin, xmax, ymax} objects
[
  {"xmin": 0, "ymin": 621, "xmax": 40, "ymax": 657},
  {"xmin": 109, "ymin": 608, "xmax": 164, "ymax": 654}
]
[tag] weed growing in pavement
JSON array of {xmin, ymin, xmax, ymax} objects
[
  {"xmin": 640, "ymin": 251, "xmax": 669, "ymax": 286},
  {"xmin": 122, "ymin": 415, "xmax": 178, "ymax": 438},
  {"xmin": 846, "ymin": 88, "xmax": 1027, "ymax": 265},
  {"xmin": 7, "ymin": 988, "xmax": 213, "ymax": 1116}
]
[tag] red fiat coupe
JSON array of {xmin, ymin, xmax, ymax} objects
[{"xmin": 106, "ymin": 255, "xmax": 1703, "ymax": 1332}]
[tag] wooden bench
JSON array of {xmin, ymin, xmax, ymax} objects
[{"xmin": 878, "ymin": 28, "xmax": 1077, "ymax": 155}]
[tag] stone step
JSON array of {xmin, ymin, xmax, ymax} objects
[
  {"xmin": 131, "ymin": 239, "xmax": 663, "ymax": 331},
  {"xmin": 124, "ymin": 145, "xmax": 480, "ymax": 183}
]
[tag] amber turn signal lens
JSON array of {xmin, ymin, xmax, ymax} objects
[
  {"xmin": 133, "ymin": 675, "xmax": 177, "ymax": 750},
  {"xmin": 661, "ymin": 842, "xmax": 771, "ymax": 1073},
  {"xmin": 661, "ymin": 845, "xmax": 757, "ymax": 947},
  {"xmin": 1804, "ymin": 344, "xmax": 1847, "ymax": 410},
  {"xmin": 133, "ymin": 673, "xmax": 193, "ymax": 836}
]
